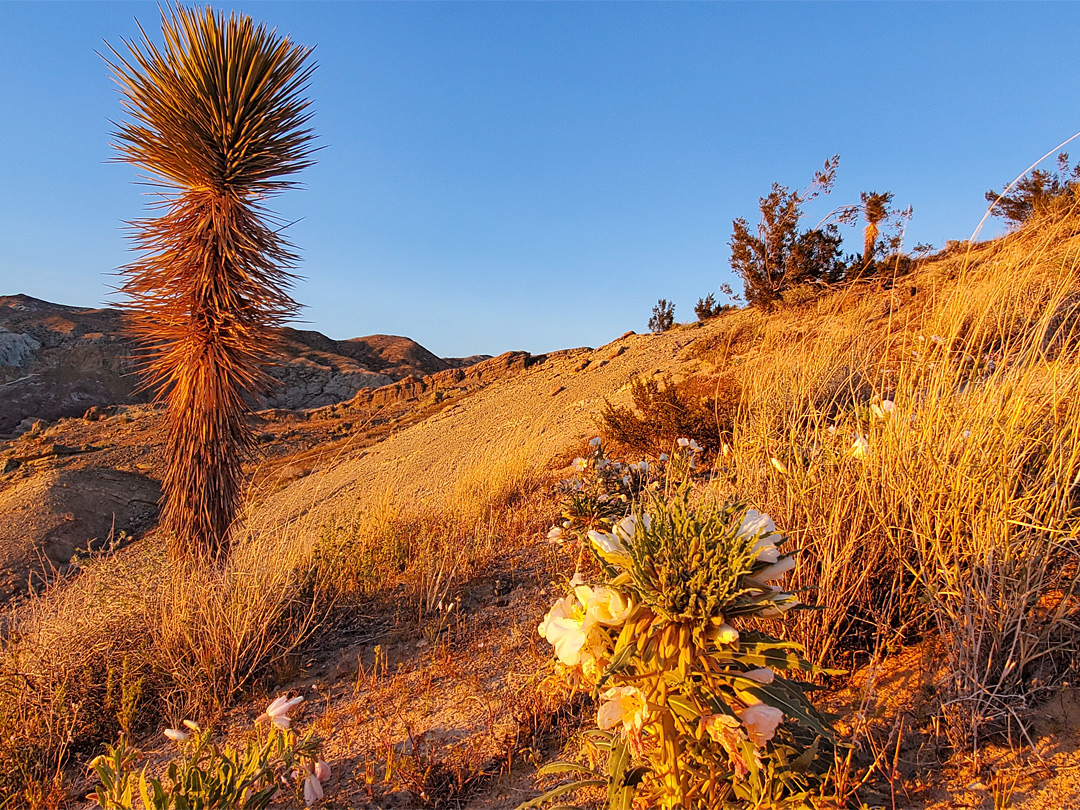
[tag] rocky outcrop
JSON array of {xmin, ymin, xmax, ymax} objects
[{"xmin": 0, "ymin": 294, "xmax": 483, "ymax": 434}]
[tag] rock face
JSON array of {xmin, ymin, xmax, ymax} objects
[{"xmin": 0, "ymin": 295, "xmax": 486, "ymax": 433}]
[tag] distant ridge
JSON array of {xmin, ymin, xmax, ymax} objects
[{"xmin": 0, "ymin": 294, "xmax": 491, "ymax": 434}]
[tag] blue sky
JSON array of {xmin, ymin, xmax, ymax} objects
[{"xmin": 1, "ymin": 2, "xmax": 1077, "ymax": 357}]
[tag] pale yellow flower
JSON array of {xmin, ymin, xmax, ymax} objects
[
  {"xmin": 597, "ymin": 685, "xmax": 649, "ymax": 735},
  {"xmin": 538, "ymin": 593, "xmax": 589, "ymax": 666},
  {"xmin": 736, "ymin": 701, "xmax": 784, "ymax": 746},
  {"xmin": 850, "ymin": 434, "xmax": 869, "ymax": 459},
  {"xmin": 164, "ymin": 728, "xmax": 189, "ymax": 743},
  {"xmin": 584, "ymin": 586, "xmax": 633, "ymax": 627}
]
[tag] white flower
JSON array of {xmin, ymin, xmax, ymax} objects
[
  {"xmin": 881, "ymin": 399, "xmax": 895, "ymax": 414},
  {"xmin": 589, "ymin": 436, "xmax": 602, "ymax": 448},
  {"xmin": 754, "ymin": 556, "xmax": 796, "ymax": 583},
  {"xmin": 584, "ymin": 586, "xmax": 633, "ymax": 627},
  {"xmin": 688, "ymin": 439, "xmax": 702, "ymax": 452},
  {"xmin": 314, "ymin": 760, "xmax": 331, "ymax": 781},
  {"xmin": 713, "ymin": 623, "xmax": 739, "ymax": 645},
  {"xmin": 850, "ymin": 434, "xmax": 869, "ymax": 459},
  {"xmin": 677, "ymin": 437, "xmax": 690, "ymax": 448},
  {"xmin": 163, "ymin": 728, "xmax": 189, "ymax": 743},
  {"xmin": 303, "ymin": 773, "xmax": 324, "ymax": 805},
  {"xmin": 744, "ymin": 667, "xmax": 775, "ymax": 685},
  {"xmin": 538, "ymin": 594, "xmax": 588, "ymax": 666},
  {"xmin": 597, "ymin": 685, "xmax": 649, "ymax": 735},
  {"xmin": 588, "ymin": 529, "xmax": 628, "ymax": 560},
  {"xmin": 573, "ymin": 457, "xmax": 588, "ymax": 471},
  {"xmin": 658, "ymin": 453, "xmax": 668, "ymax": 462},
  {"xmin": 961, "ymin": 429, "xmax": 971, "ymax": 439},
  {"xmin": 613, "ymin": 514, "xmax": 650, "ymax": 544},
  {"xmin": 258, "ymin": 695, "xmax": 304, "ymax": 729},
  {"xmin": 182, "ymin": 719, "xmax": 200, "ymax": 732},
  {"xmin": 546, "ymin": 526, "xmax": 563, "ymax": 542},
  {"xmin": 736, "ymin": 510, "xmax": 780, "ymax": 563},
  {"xmin": 736, "ymin": 702, "xmax": 784, "ymax": 746}
]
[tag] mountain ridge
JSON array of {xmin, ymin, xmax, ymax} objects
[{"xmin": 0, "ymin": 293, "xmax": 490, "ymax": 434}]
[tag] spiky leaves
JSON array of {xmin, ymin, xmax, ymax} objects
[{"xmin": 107, "ymin": 6, "xmax": 315, "ymax": 560}]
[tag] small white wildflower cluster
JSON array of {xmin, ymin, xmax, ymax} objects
[{"xmin": 91, "ymin": 694, "xmax": 331, "ymax": 809}]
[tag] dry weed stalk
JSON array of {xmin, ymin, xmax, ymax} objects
[{"xmin": 107, "ymin": 5, "xmax": 315, "ymax": 560}]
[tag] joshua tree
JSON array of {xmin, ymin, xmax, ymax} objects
[
  {"xmin": 107, "ymin": 6, "xmax": 316, "ymax": 560},
  {"xmin": 860, "ymin": 191, "xmax": 893, "ymax": 268}
]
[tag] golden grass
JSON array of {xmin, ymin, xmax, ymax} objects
[{"xmin": 703, "ymin": 211, "xmax": 1080, "ymax": 746}]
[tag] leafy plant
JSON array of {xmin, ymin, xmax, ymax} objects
[
  {"xmin": 107, "ymin": 6, "xmax": 317, "ymax": 560},
  {"xmin": 525, "ymin": 445, "xmax": 837, "ymax": 810},
  {"xmin": 89, "ymin": 698, "xmax": 330, "ymax": 809}
]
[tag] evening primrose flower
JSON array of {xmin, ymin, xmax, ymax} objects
[
  {"xmin": 163, "ymin": 727, "xmax": 189, "ymax": 743},
  {"xmin": 573, "ymin": 457, "xmax": 588, "ymax": 471},
  {"xmin": 258, "ymin": 695, "xmax": 304, "ymax": 729},
  {"xmin": 597, "ymin": 684, "xmax": 649, "ymax": 736},
  {"xmin": 314, "ymin": 760, "xmax": 331, "ymax": 781},
  {"xmin": 546, "ymin": 526, "xmax": 564, "ymax": 542},
  {"xmin": 677, "ymin": 437, "xmax": 690, "ymax": 448},
  {"xmin": 851, "ymin": 434, "xmax": 870, "ymax": 459},
  {"xmin": 589, "ymin": 436, "xmax": 602, "ymax": 448},
  {"xmin": 613, "ymin": 513, "xmax": 650, "ymax": 544},
  {"xmin": 584, "ymin": 586, "xmax": 633, "ymax": 627},
  {"xmin": 736, "ymin": 510, "xmax": 780, "ymax": 563},
  {"xmin": 303, "ymin": 773, "xmax": 324, "ymax": 805},
  {"xmin": 688, "ymin": 439, "xmax": 702, "ymax": 452},
  {"xmin": 182, "ymin": 719, "xmax": 200, "ymax": 732},
  {"xmin": 736, "ymin": 702, "xmax": 784, "ymax": 746},
  {"xmin": 701, "ymin": 713, "xmax": 753, "ymax": 778},
  {"xmin": 754, "ymin": 556, "xmax": 796, "ymax": 583},
  {"xmin": 538, "ymin": 594, "xmax": 588, "ymax": 666}
]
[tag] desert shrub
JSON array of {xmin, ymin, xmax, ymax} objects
[
  {"xmin": 526, "ymin": 445, "xmax": 834, "ymax": 810},
  {"xmin": 600, "ymin": 376, "xmax": 738, "ymax": 458},
  {"xmin": 649, "ymin": 299, "xmax": 675, "ymax": 333},
  {"xmin": 986, "ymin": 152, "xmax": 1080, "ymax": 227}
]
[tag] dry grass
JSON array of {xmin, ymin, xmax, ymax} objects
[
  {"xmin": 704, "ymin": 211, "xmax": 1080, "ymax": 747},
  {"xmin": 0, "ymin": 517, "xmax": 326, "ymax": 804},
  {"xmin": 313, "ymin": 437, "xmax": 554, "ymax": 613}
]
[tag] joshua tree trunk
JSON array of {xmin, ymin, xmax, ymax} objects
[{"xmin": 107, "ymin": 6, "xmax": 316, "ymax": 560}]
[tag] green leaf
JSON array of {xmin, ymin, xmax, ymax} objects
[
  {"xmin": 536, "ymin": 761, "xmax": 603, "ymax": 779},
  {"xmin": 514, "ymin": 779, "xmax": 607, "ymax": 810}
]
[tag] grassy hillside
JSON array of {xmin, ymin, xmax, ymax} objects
[{"xmin": 1, "ymin": 211, "xmax": 1078, "ymax": 808}]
